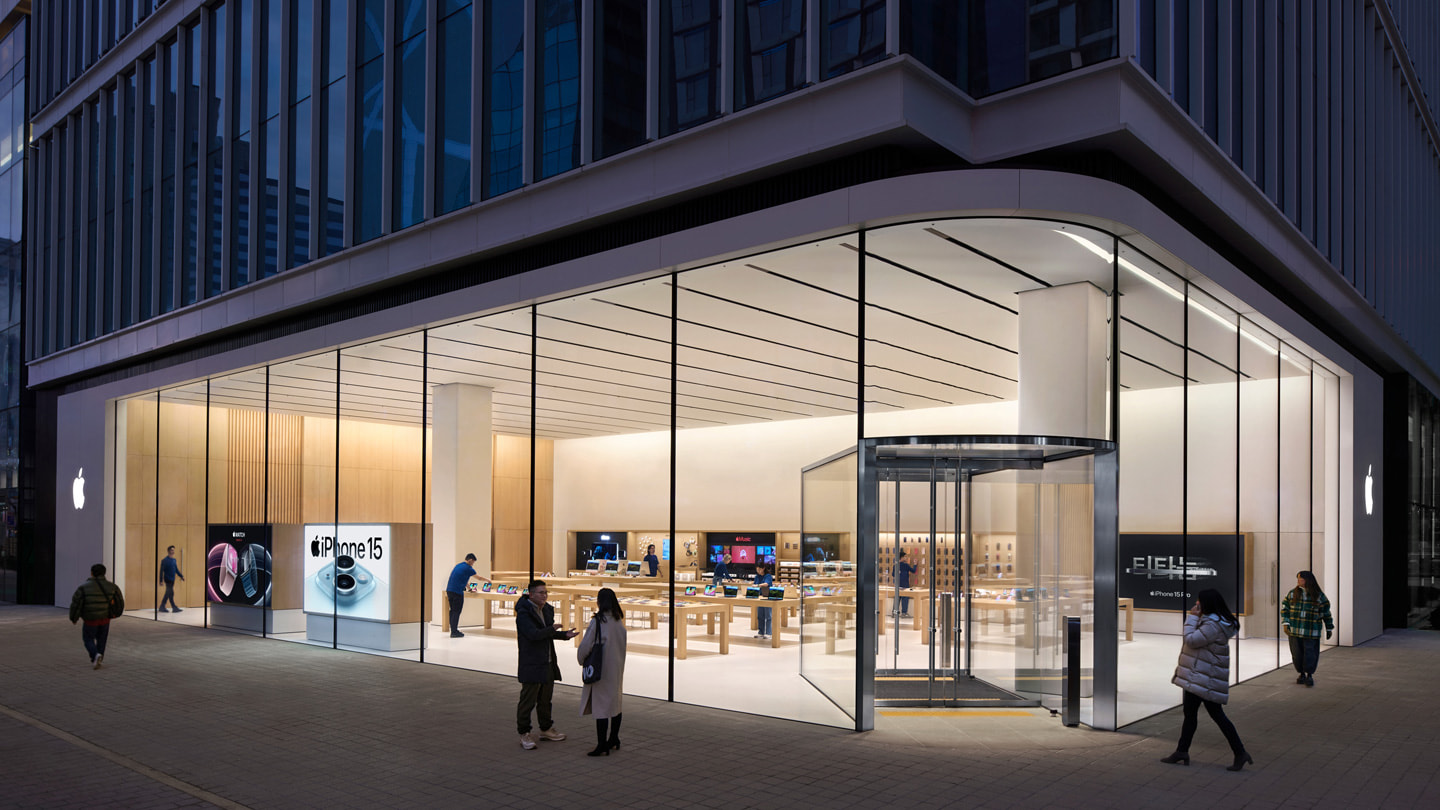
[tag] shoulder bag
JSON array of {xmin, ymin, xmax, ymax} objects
[{"xmin": 581, "ymin": 618, "xmax": 605, "ymax": 684}]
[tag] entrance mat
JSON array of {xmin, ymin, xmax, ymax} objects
[{"xmin": 875, "ymin": 672, "xmax": 1040, "ymax": 707}]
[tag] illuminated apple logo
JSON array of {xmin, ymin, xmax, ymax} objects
[
  {"xmin": 1365, "ymin": 465, "xmax": 1374, "ymax": 516},
  {"xmin": 72, "ymin": 468, "xmax": 86, "ymax": 511}
]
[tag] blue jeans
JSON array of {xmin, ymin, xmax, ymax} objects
[
  {"xmin": 757, "ymin": 606, "xmax": 772, "ymax": 635},
  {"xmin": 1289, "ymin": 635, "xmax": 1320, "ymax": 675},
  {"xmin": 82, "ymin": 623, "xmax": 110, "ymax": 662},
  {"xmin": 897, "ymin": 597, "xmax": 911, "ymax": 615}
]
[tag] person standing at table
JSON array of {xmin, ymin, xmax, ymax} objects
[
  {"xmin": 159, "ymin": 545, "xmax": 185, "ymax": 613},
  {"xmin": 753, "ymin": 563, "xmax": 774, "ymax": 640},
  {"xmin": 1281, "ymin": 570, "xmax": 1334, "ymax": 687},
  {"xmin": 578, "ymin": 587, "xmax": 628, "ymax": 756},
  {"xmin": 445, "ymin": 553, "xmax": 480, "ymax": 638},
  {"xmin": 712, "ymin": 553, "xmax": 732, "ymax": 585},
  {"xmin": 643, "ymin": 544, "xmax": 660, "ymax": 577},
  {"xmin": 893, "ymin": 551, "xmax": 918, "ymax": 618}
]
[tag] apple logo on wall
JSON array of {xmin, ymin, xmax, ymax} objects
[
  {"xmin": 1365, "ymin": 464, "xmax": 1374, "ymax": 516},
  {"xmin": 72, "ymin": 468, "xmax": 86, "ymax": 511}
]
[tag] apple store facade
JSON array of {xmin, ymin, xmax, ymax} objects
[{"xmin": 52, "ymin": 172, "xmax": 1385, "ymax": 731}]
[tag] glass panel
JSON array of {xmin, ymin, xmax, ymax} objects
[
  {"xmin": 1314, "ymin": 364, "xmax": 1340, "ymax": 650},
  {"xmin": 1277, "ymin": 346, "xmax": 1312, "ymax": 674},
  {"xmin": 334, "ymin": 334, "xmax": 427, "ymax": 659},
  {"xmin": 206, "ymin": 368, "xmax": 269, "ymax": 635},
  {"xmin": 139, "ymin": 58, "xmax": 155, "ymax": 322},
  {"xmin": 268, "ymin": 352, "xmax": 337, "ymax": 647},
  {"xmin": 822, "ymin": 0, "xmax": 885, "ymax": 79},
  {"xmin": 593, "ymin": 0, "xmax": 647, "ymax": 159},
  {"xmin": 675, "ymin": 236, "xmax": 858, "ymax": 728},
  {"xmin": 659, "ymin": 0, "xmax": 719, "ymax": 135},
  {"xmin": 231, "ymin": 0, "xmax": 253, "ymax": 288},
  {"xmin": 540, "ymin": 280, "xmax": 671, "ymax": 701},
  {"xmin": 118, "ymin": 393, "xmax": 159, "ymax": 620},
  {"xmin": 394, "ymin": 23, "xmax": 426, "ymax": 230},
  {"xmin": 1237, "ymin": 318, "xmax": 1280, "ymax": 681},
  {"xmin": 800, "ymin": 450, "xmax": 857, "ymax": 719},
  {"xmin": 436, "ymin": 2, "xmax": 473, "ymax": 214},
  {"xmin": 156, "ymin": 382, "xmax": 209, "ymax": 625},
  {"xmin": 319, "ymin": 0, "xmax": 347, "ymax": 256},
  {"xmin": 160, "ymin": 40, "xmax": 177, "ymax": 313},
  {"xmin": 1115, "ymin": 241, "xmax": 1185, "ymax": 726},
  {"xmin": 355, "ymin": 3, "xmax": 384, "ymax": 242},
  {"xmin": 182, "ymin": 23, "xmax": 200, "ymax": 306},
  {"xmin": 734, "ymin": 0, "xmax": 806, "ymax": 110},
  {"xmin": 535, "ymin": 0, "xmax": 581, "ymax": 180},
  {"xmin": 206, "ymin": 4, "xmax": 227, "ymax": 297},
  {"xmin": 423, "ymin": 306, "xmax": 533, "ymax": 676},
  {"xmin": 120, "ymin": 70, "xmax": 135, "ymax": 326},
  {"xmin": 483, "ymin": 0, "xmax": 525, "ymax": 196}
]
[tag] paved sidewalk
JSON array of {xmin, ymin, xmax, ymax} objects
[{"xmin": 2, "ymin": 605, "xmax": 1437, "ymax": 809}]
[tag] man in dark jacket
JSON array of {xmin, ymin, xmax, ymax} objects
[
  {"xmin": 515, "ymin": 580, "xmax": 577, "ymax": 749},
  {"xmin": 70, "ymin": 563, "xmax": 124, "ymax": 669}
]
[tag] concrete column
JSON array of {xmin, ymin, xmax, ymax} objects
[
  {"xmin": 432, "ymin": 384, "xmax": 494, "ymax": 619},
  {"xmin": 1018, "ymin": 282, "xmax": 1109, "ymax": 438}
]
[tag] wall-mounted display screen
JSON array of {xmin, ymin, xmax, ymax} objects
[
  {"xmin": 206, "ymin": 525, "xmax": 273, "ymax": 607},
  {"xmin": 755, "ymin": 545, "xmax": 776, "ymax": 565},
  {"xmin": 304, "ymin": 524, "xmax": 392, "ymax": 621},
  {"xmin": 802, "ymin": 533, "xmax": 842, "ymax": 563},
  {"xmin": 705, "ymin": 533, "xmax": 775, "ymax": 571},
  {"xmin": 1118, "ymin": 533, "xmax": 1247, "ymax": 612},
  {"xmin": 575, "ymin": 532, "xmax": 626, "ymax": 569}
]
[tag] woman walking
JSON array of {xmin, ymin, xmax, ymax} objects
[
  {"xmin": 1281, "ymin": 570, "xmax": 1334, "ymax": 687},
  {"xmin": 1162, "ymin": 588, "xmax": 1252, "ymax": 771},
  {"xmin": 578, "ymin": 587, "xmax": 628, "ymax": 756}
]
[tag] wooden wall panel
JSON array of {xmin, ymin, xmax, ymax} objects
[
  {"xmin": 227, "ymin": 409, "xmax": 266, "ymax": 523},
  {"xmin": 491, "ymin": 436, "xmax": 554, "ymax": 571},
  {"xmin": 266, "ymin": 412, "xmax": 304, "ymax": 524}
]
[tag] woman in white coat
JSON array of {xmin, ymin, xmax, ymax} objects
[
  {"xmin": 578, "ymin": 587, "xmax": 628, "ymax": 756},
  {"xmin": 1162, "ymin": 588, "xmax": 1252, "ymax": 771}
]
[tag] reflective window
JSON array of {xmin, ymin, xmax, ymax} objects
[
  {"xmin": 823, "ymin": 0, "xmax": 885, "ymax": 79},
  {"xmin": 207, "ymin": 4, "xmax": 228, "ymax": 297},
  {"xmin": 594, "ymin": 0, "xmax": 648, "ymax": 159},
  {"xmin": 319, "ymin": 0, "xmax": 347, "ymax": 256},
  {"xmin": 394, "ymin": 4, "xmax": 427, "ymax": 230},
  {"xmin": 231, "ymin": 0, "xmax": 254, "ymax": 288},
  {"xmin": 259, "ymin": 0, "xmax": 283, "ymax": 279},
  {"xmin": 536, "ymin": 0, "xmax": 581, "ymax": 180},
  {"xmin": 88, "ymin": 101, "xmax": 101, "ymax": 337},
  {"xmin": 355, "ymin": 1, "xmax": 385, "ymax": 243},
  {"xmin": 121, "ymin": 71, "xmax": 136, "ymax": 327},
  {"xmin": 436, "ymin": 1, "xmax": 473, "ymax": 214},
  {"xmin": 140, "ymin": 59, "xmax": 157, "ymax": 322},
  {"xmin": 660, "ymin": 0, "xmax": 719, "ymax": 135},
  {"xmin": 483, "ymin": 0, "xmax": 524, "ymax": 196},
  {"xmin": 734, "ymin": 0, "xmax": 806, "ymax": 110},
  {"xmin": 104, "ymin": 85, "xmax": 117, "ymax": 332},
  {"xmin": 288, "ymin": 0, "xmax": 314, "ymax": 269},
  {"xmin": 182, "ymin": 24, "xmax": 200, "ymax": 307},
  {"xmin": 160, "ymin": 40, "xmax": 178, "ymax": 314}
]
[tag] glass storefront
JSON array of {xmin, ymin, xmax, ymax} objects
[{"xmin": 110, "ymin": 216, "xmax": 1346, "ymax": 731}]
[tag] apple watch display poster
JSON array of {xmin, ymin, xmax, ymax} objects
[
  {"xmin": 206, "ymin": 525, "xmax": 274, "ymax": 607},
  {"xmin": 1117, "ymin": 533, "xmax": 1245, "ymax": 611},
  {"xmin": 303, "ymin": 524, "xmax": 392, "ymax": 621}
]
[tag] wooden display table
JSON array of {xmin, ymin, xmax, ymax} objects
[{"xmin": 568, "ymin": 595, "xmax": 732, "ymax": 659}]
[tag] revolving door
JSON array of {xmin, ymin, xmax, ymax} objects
[{"xmin": 800, "ymin": 435, "xmax": 1117, "ymax": 729}]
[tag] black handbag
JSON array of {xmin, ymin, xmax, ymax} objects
[{"xmin": 581, "ymin": 619, "xmax": 605, "ymax": 684}]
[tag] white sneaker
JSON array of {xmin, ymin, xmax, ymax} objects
[
  {"xmin": 93, "ymin": 654, "xmax": 103, "ymax": 670},
  {"xmin": 537, "ymin": 726, "xmax": 566, "ymax": 742},
  {"xmin": 519, "ymin": 733, "xmax": 537, "ymax": 750}
]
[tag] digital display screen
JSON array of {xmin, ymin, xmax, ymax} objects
[
  {"xmin": 303, "ymin": 524, "xmax": 392, "ymax": 621},
  {"xmin": 206, "ymin": 525, "xmax": 273, "ymax": 607},
  {"xmin": 755, "ymin": 545, "xmax": 776, "ymax": 565},
  {"xmin": 731, "ymin": 546, "xmax": 756, "ymax": 564}
]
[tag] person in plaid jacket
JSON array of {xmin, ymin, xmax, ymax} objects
[{"xmin": 1281, "ymin": 570, "xmax": 1334, "ymax": 687}]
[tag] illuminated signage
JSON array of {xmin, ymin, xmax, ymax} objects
[{"xmin": 304, "ymin": 524, "xmax": 392, "ymax": 621}]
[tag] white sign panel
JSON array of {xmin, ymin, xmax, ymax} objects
[{"xmin": 304, "ymin": 524, "xmax": 392, "ymax": 621}]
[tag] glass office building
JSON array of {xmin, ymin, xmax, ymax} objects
[{"xmin": 23, "ymin": 2, "xmax": 1433, "ymax": 730}]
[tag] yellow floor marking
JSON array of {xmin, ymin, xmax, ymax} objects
[{"xmin": 879, "ymin": 709, "xmax": 1037, "ymax": 717}]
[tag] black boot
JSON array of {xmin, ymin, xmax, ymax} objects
[
  {"xmin": 606, "ymin": 713, "xmax": 622, "ymax": 751},
  {"xmin": 588, "ymin": 719, "xmax": 611, "ymax": 756},
  {"xmin": 1226, "ymin": 750, "xmax": 1253, "ymax": 771}
]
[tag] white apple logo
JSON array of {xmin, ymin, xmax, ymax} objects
[
  {"xmin": 1364, "ymin": 464, "xmax": 1373, "ymax": 516},
  {"xmin": 72, "ymin": 468, "xmax": 86, "ymax": 511}
]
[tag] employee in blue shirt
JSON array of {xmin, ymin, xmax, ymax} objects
[
  {"xmin": 753, "ymin": 563, "xmax": 774, "ymax": 639},
  {"xmin": 643, "ymin": 544, "xmax": 660, "ymax": 577},
  {"xmin": 894, "ymin": 550, "xmax": 918, "ymax": 618},
  {"xmin": 446, "ymin": 553, "xmax": 480, "ymax": 638},
  {"xmin": 712, "ymin": 553, "xmax": 732, "ymax": 585},
  {"xmin": 159, "ymin": 545, "xmax": 185, "ymax": 613}
]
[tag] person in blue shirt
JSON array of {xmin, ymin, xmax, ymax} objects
[
  {"xmin": 445, "ymin": 554, "xmax": 480, "ymax": 638},
  {"xmin": 712, "ymin": 553, "xmax": 732, "ymax": 585},
  {"xmin": 894, "ymin": 551, "xmax": 918, "ymax": 618},
  {"xmin": 643, "ymin": 544, "xmax": 660, "ymax": 577},
  {"xmin": 159, "ymin": 545, "xmax": 185, "ymax": 613},
  {"xmin": 753, "ymin": 563, "xmax": 774, "ymax": 639}
]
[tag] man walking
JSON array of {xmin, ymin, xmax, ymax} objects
[
  {"xmin": 515, "ymin": 580, "xmax": 577, "ymax": 749},
  {"xmin": 70, "ymin": 563, "xmax": 124, "ymax": 669},
  {"xmin": 445, "ymin": 553, "xmax": 480, "ymax": 638},
  {"xmin": 159, "ymin": 545, "xmax": 185, "ymax": 612}
]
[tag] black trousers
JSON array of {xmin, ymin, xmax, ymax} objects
[
  {"xmin": 446, "ymin": 591, "xmax": 464, "ymax": 632},
  {"xmin": 1176, "ymin": 690, "xmax": 1244, "ymax": 755},
  {"xmin": 160, "ymin": 580, "xmax": 178, "ymax": 610},
  {"xmin": 1289, "ymin": 635, "xmax": 1320, "ymax": 675},
  {"xmin": 517, "ymin": 680, "xmax": 555, "ymax": 735},
  {"xmin": 82, "ymin": 623, "xmax": 110, "ymax": 662}
]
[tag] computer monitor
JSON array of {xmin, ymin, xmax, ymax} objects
[
  {"xmin": 723, "ymin": 585, "xmax": 739, "ymax": 598},
  {"xmin": 744, "ymin": 586, "xmax": 761, "ymax": 599},
  {"xmin": 585, "ymin": 560, "xmax": 602, "ymax": 572},
  {"xmin": 625, "ymin": 560, "xmax": 642, "ymax": 574},
  {"xmin": 604, "ymin": 561, "xmax": 621, "ymax": 572}
]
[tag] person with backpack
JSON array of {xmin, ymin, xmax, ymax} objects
[{"xmin": 69, "ymin": 563, "xmax": 125, "ymax": 670}]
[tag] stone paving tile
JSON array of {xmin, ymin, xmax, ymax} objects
[{"xmin": 3, "ymin": 604, "xmax": 1440, "ymax": 809}]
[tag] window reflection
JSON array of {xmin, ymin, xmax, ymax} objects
[
  {"xmin": 660, "ymin": 0, "xmax": 719, "ymax": 135},
  {"xmin": 735, "ymin": 0, "xmax": 807, "ymax": 109},
  {"xmin": 536, "ymin": 0, "xmax": 581, "ymax": 180},
  {"xmin": 437, "ymin": 1, "xmax": 474, "ymax": 213},
  {"xmin": 823, "ymin": 0, "xmax": 886, "ymax": 79},
  {"xmin": 594, "ymin": 0, "xmax": 648, "ymax": 159},
  {"xmin": 484, "ymin": 0, "xmax": 525, "ymax": 196}
]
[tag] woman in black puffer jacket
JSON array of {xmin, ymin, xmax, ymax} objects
[{"xmin": 1161, "ymin": 588, "xmax": 1252, "ymax": 771}]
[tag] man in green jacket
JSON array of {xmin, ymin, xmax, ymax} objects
[{"xmin": 70, "ymin": 564, "xmax": 124, "ymax": 670}]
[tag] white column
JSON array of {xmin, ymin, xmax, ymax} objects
[
  {"xmin": 1017, "ymin": 282, "xmax": 1109, "ymax": 438},
  {"xmin": 432, "ymin": 384, "xmax": 494, "ymax": 601}
]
